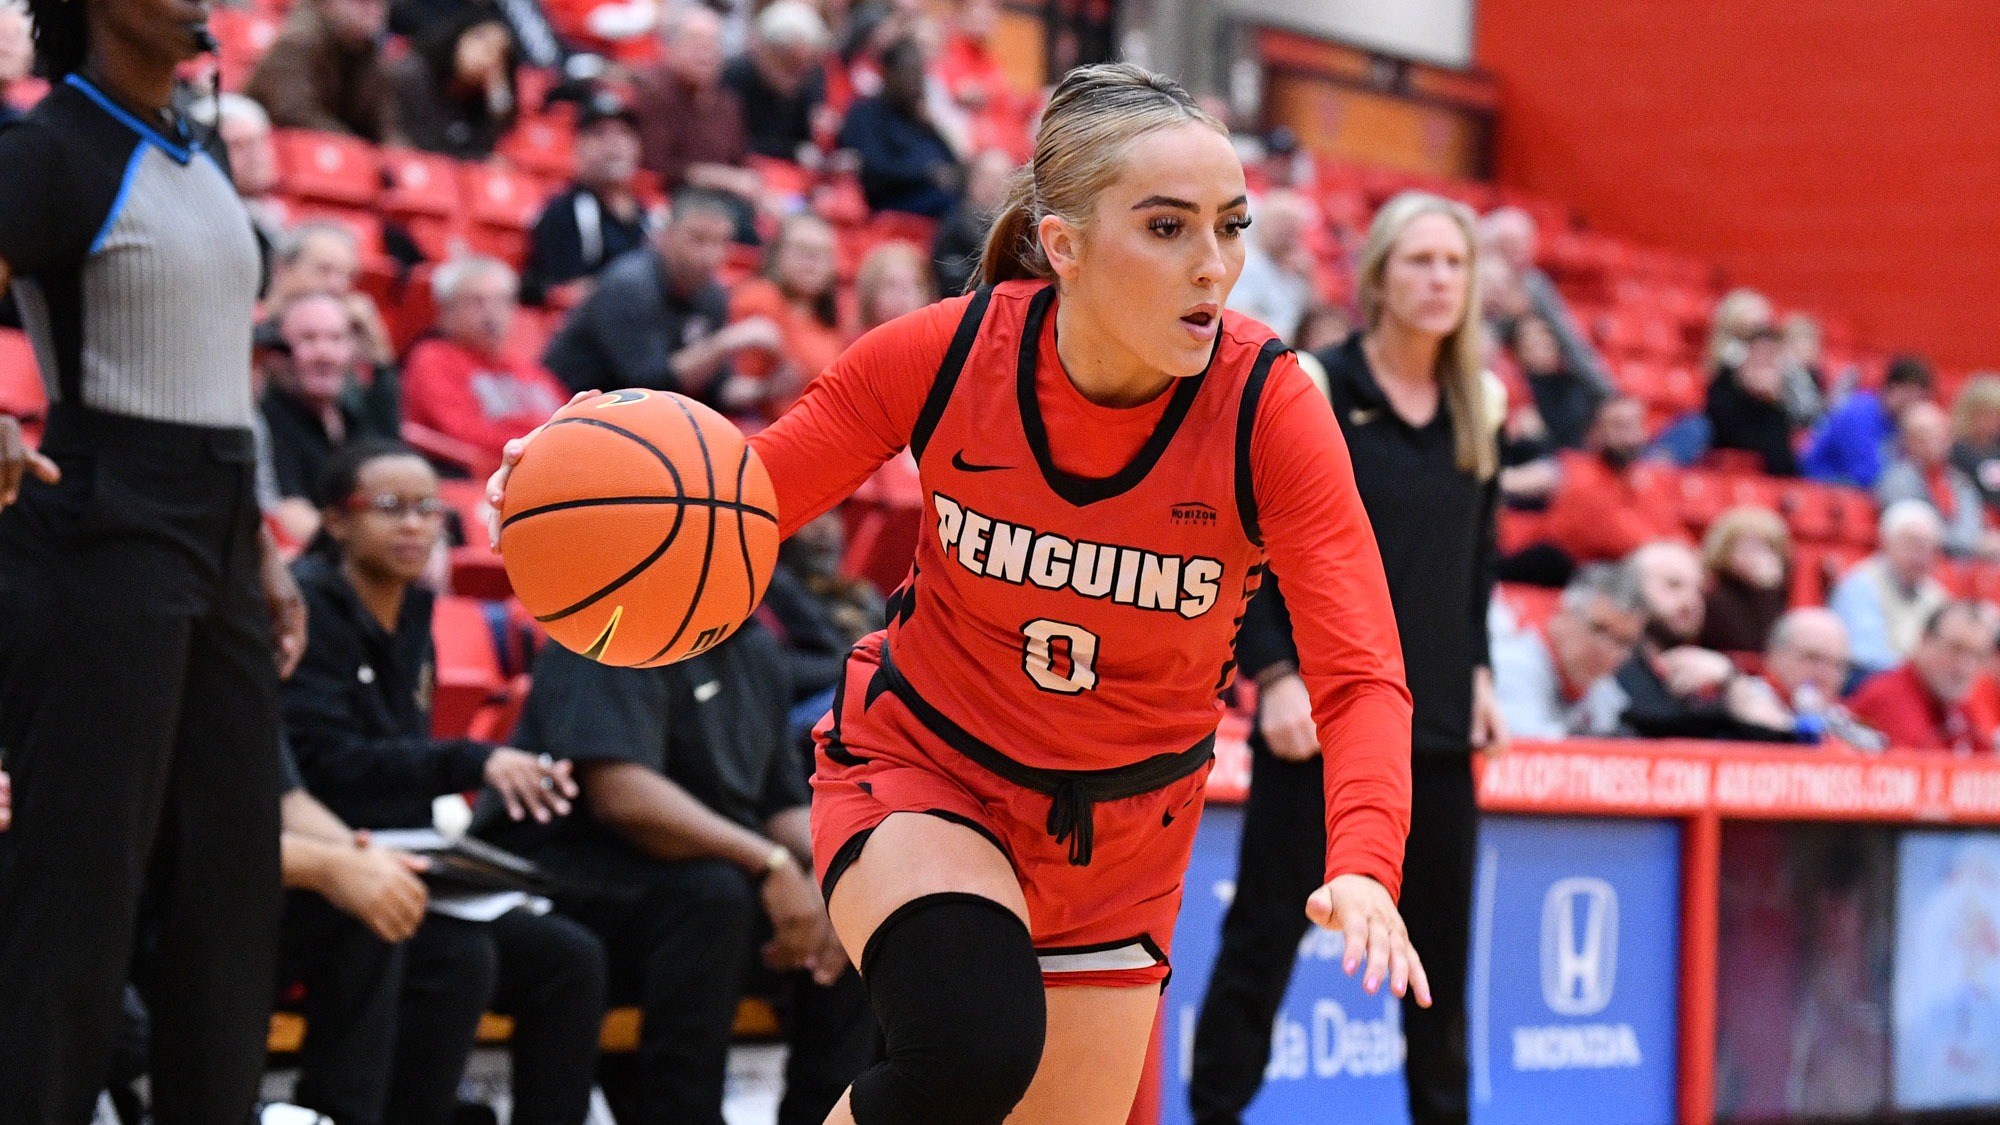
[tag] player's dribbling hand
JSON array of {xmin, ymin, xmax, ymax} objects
[
  {"xmin": 1258, "ymin": 672, "xmax": 1320, "ymax": 761},
  {"xmin": 1307, "ymin": 873, "xmax": 1432, "ymax": 1008},
  {"xmin": 486, "ymin": 390, "xmax": 601, "ymax": 549},
  {"xmin": 0, "ymin": 415, "xmax": 61, "ymax": 512}
]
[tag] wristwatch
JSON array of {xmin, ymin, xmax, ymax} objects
[{"xmin": 760, "ymin": 843, "xmax": 796, "ymax": 882}]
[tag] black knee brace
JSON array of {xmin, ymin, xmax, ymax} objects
[{"xmin": 849, "ymin": 893, "xmax": 1046, "ymax": 1125}]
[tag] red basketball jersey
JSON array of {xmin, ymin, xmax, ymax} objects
[
  {"xmin": 872, "ymin": 281, "xmax": 1275, "ymax": 770},
  {"xmin": 751, "ymin": 279, "xmax": 1413, "ymax": 891}
]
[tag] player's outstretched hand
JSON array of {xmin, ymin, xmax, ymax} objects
[
  {"xmin": 486, "ymin": 390, "xmax": 600, "ymax": 549},
  {"xmin": 1307, "ymin": 873, "xmax": 1432, "ymax": 1007},
  {"xmin": 0, "ymin": 415, "xmax": 60, "ymax": 512}
]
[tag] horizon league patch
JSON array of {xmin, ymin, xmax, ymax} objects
[{"xmin": 931, "ymin": 491, "xmax": 1225, "ymax": 619}]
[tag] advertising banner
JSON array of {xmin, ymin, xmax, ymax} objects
[
  {"xmin": 1894, "ymin": 831, "xmax": 2000, "ymax": 1111},
  {"xmin": 1162, "ymin": 809, "xmax": 1679, "ymax": 1125},
  {"xmin": 1469, "ymin": 816, "xmax": 1681, "ymax": 1125}
]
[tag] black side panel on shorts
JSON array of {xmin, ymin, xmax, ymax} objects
[
  {"xmin": 1233, "ymin": 338, "xmax": 1290, "ymax": 547},
  {"xmin": 908, "ymin": 286, "xmax": 994, "ymax": 466}
]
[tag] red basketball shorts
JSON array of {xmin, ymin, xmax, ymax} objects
[{"xmin": 809, "ymin": 639, "xmax": 1211, "ymax": 990}]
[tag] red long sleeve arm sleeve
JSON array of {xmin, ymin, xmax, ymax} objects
[
  {"xmin": 1251, "ymin": 357, "xmax": 1414, "ymax": 898},
  {"xmin": 747, "ymin": 296, "xmax": 967, "ymax": 538}
]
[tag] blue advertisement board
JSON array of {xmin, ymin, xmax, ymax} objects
[
  {"xmin": 1162, "ymin": 805, "xmax": 1412, "ymax": 1125},
  {"xmin": 1893, "ymin": 830, "xmax": 2000, "ymax": 1111},
  {"xmin": 1162, "ymin": 809, "xmax": 1680, "ymax": 1125},
  {"xmin": 1469, "ymin": 816, "xmax": 1681, "ymax": 1125}
]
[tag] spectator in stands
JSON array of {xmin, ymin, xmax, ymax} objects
[
  {"xmin": 633, "ymin": 6, "xmax": 760, "ymax": 235},
  {"xmin": 853, "ymin": 238, "xmax": 934, "ymax": 331},
  {"xmin": 1847, "ymin": 600, "xmax": 1999, "ymax": 754},
  {"xmin": 1830, "ymin": 499, "xmax": 1951, "ymax": 676},
  {"xmin": 1876, "ymin": 400, "xmax": 1996, "ymax": 558},
  {"xmin": 275, "ymin": 737, "xmax": 435, "ymax": 1125},
  {"xmin": 729, "ymin": 213, "xmax": 845, "ymax": 414},
  {"xmin": 1509, "ymin": 311, "xmax": 1600, "ymax": 451},
  {"xmin": 1780, "ymin": 312, "xmax": 1828, "ymax": 428},
  {"xmin": 1489, "ymin": 562, "xmax": 1645, "ymax": 738},
  {"xmin": 838, "ymin": 36, "xmax": 962, "ymax": 217},
  {"xmin": 1605, "ymin": 541, "xmax": 1794, "ymax": 739},
  {"xmin": 247, "ymin": 0, "xmax": 404, "ymax": 143},
  {"xmin": 722, "ymin": 0, "xmax": 833, "ymax": 164},
  {"xmin": 1706, "ymin": 287, "xmax": 1774, "ymax": 372},
  {"xmin": 402, "ymin": 256, "xmax": 571, "ymax": 466},
  {"xmin": 1698, "ymin": 506, "xmax": 1793, "ymax": 653},
  {"xmin": 543, "ymin": 189, "xmax": 779, "ymax": 411},
  {"xmin": 485, "ymin": 630, "xmax": 877, "ymax": 1125},
  {"xmin": 933, "ymin": 0, "xmax": 1031, "ymax": 161},
  {"xmin": 389, "ymin": 12, "xmax": 518, "ymax": 159},
  {"xmin": 522, "ymin": 89, "xmax": 651, "ymax": 307},
  {"xmin": 1476, "ymin": 206, "xmax": 1610, "ymax": 389},
  {"xmin": 1224, "ymin": 187, "xmax": 1316, "ymax": 342},
  {"xmin": 1732, "ymin": 608, "xmax": 1886, "ymax": 750},
  {"xmin": 1539, "ymin": 395, "xmax": 1683, "ymax": 565},
  {"xmin": 263, "ymin": 292, "xmax": 391, "ymax": 542},
  {"xmin": 1949, "ymin": 373, "xmax": 2000, "ymax": 511},
  {"xmin": 930, "ymin": 147, "xmax": 1015, "ymax": 298},
  {"xmin": 214, "ymin": 94, "xmax": 288, "ymax": 271},
  {"xmin": 267, "ymin": 220, "xmax": 399, "ymax": 373},
  {"xmin": 760, "ymin": 510, "xmax": 885, "ymax": 731},
  {"xmin": 0, "ymin": 1, "xmax": 28, "ymax": 128},
  {"xmin": 1801, "ymin": 354, "xmax": 1933, "ymax": 488},
  {"xmin": 1706, "ymin": 325, "xmax": 1799, "ymax": 476},
  {"xmin": 285, "ymin": 441, "xmax": 607, "ymax": 1124},
  {"xmin": 1294, "ymin": 305, "xmax": 1353, "ymax": 353}
]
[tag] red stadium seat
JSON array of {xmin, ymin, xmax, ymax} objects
[
  {"xmin": 1780, "ymin": 481, "xmax": 1841, "ymax": 543},
  {"xmin": 461, "ymin": 163, "xmax": 550, "ymax": 265},
  {"xmin": 208, "ymin": 9, "xmax": 280, "ymax": 90},
  {"xmin": 0, "ymin": 329, "xmax": 47, "ymax": 421},
  {"xmin": 432, "ymin": 595, "xmax": 505, "ymax": 738},
  {"xmin": 379, "ymin": 148, "xmax": 469, "ymax": 261},
  {"xmin": 273, "ymin": 130, "xmax": 383, "ymax": 209},
  {"xmin": 1834, "ymin": 489, "xmax": 1879, "ymax": 548},
  {"xmin": 495, "ymin": 111, "xmax": 577, "ymax": 181},
  {"xmin": 1495, "ymin": 583, "xmax": 1562, "ymax": 633}
]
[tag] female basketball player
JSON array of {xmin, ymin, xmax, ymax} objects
[{"xmin": 492, "ymin": 62, "xmax": 1425, "ymax": 1125}]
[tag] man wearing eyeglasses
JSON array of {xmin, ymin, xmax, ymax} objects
[
  {"xmin": 1730, "ymin": 608, "xmax": 1886, "ymax": 750},
  {"xmin": 1489, "ymin": 562, "xmax": 1646, "ymax": 739},
  {"xmin": 1849, "ymin": 601, "xmax": 1999, "ymax": 754}
]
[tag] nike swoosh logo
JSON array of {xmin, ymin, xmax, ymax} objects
[{"xmin": 952, "ymin": 451, "xmax": 1009, "ymax": 473}]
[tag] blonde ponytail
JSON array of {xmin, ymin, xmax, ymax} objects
[{"xmin": 974, "ymin": 62, "xmax": 1225, "ymax": 289}]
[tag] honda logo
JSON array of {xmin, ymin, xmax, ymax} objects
[{"xmin": 1540, "ymin": 877, "xmax": 1618, "ymax": 1016}]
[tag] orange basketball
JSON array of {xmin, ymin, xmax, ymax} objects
[{"xmin": 498, "ymin": 389, "xmax": 780, "ymax": 667}]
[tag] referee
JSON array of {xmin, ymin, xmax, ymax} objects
[{"xmin": 0, "ymin": 0, "xmax": 305, "ymax": 1120}]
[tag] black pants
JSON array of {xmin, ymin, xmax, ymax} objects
[
  {"xmin": 1189, "ymin": 745, "xmax": 1477, "ymax": 1125},
  {"xmin": 559, "ymin": 856, "xmax": 877, "ymax": 1125},
  {"xmin": 0, "ymin": 409, "xmax": 282, "ymax": 1125},
  {"xmin": 281, "ymin": 896, "xmax": 608, "ymax": 1125}
]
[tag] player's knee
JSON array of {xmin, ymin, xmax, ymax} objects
[{"xmin": 851, "ymin": 893, "xmax": 1046, "ymax": 1125}]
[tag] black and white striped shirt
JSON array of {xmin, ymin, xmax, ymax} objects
[{"xmin": 0, "ymin": 76, "xmax": 260, "ymax": 428}]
